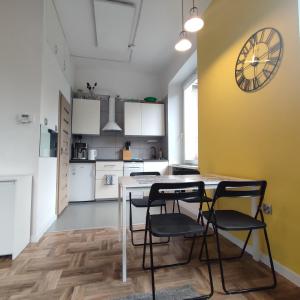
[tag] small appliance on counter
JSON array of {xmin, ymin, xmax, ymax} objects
[
  {"xmin": 88, "ymin": 149, "xmax": 97, "ymax": 160},
  {"xmin": 74, "ymin": 142, "xmax": 88, "ymax": 160}
]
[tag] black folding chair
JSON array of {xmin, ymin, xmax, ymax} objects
[
  {"xmin": 143, "ymin": 182, "xmax": 214, "ymax": 300},
  {"xmin": 172, "ymin": 168, "xmax": 212, "ymax": 222},
  {"xmin": 199, "ymin": 180, "xmax": 277, "ymax": 294},
  {"xmin": 129, "ymin": 172, "xmax": 170, "ymax": 246}
]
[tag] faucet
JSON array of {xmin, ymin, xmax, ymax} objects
[{"xmin": 150, "ymin": 146, "xmax": 157, "ymax": 159}]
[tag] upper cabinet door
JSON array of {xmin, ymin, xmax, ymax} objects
[
  {"xmin": 141, "ymin": 103, "xmax": 165, "ymax": 136},
  {"xmin": 124, "ymin": 102, "xmax": 142, "ymax": 136},
  {"xmin": 72, "ymin": 99, "xmax": 101, "ymax": 135}
]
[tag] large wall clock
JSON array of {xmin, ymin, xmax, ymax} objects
[{"xmin": 235, "ymin": 27, "xmax": 283, "ymax": 92}]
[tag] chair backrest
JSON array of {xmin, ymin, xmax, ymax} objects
[
  {"xmin": 130, "ymin": 171, "xmax": 160, "ymax": 176},
  {"xmin": 148, "ymin": 181, "xmax": 205, "ymax": 207},
  {"xmin": 212, "ymin": 180, "xmax": 267, "ymax": 217},
  {"xmin": 172, "ymin": 168, "xmax": 200, "ymax": 175}
]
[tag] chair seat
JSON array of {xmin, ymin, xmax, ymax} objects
[
  {"xmin": 184, "ymin": 195, "xmax": 213, "ymax": 203},
  {"xmin": 203, "ymin": 210, "xmax": 266, "ymax": 231},
  {"xmin": 150, "ymin": 213, "xmax": 205, "ymax": 237},
  {"xmin": 132, "ymin": 196, "xmax": 165, "ymax": 208}
]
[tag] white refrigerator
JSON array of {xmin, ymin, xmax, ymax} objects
[{"xmin": 69, "ymin": 163, "xmax": 95, "ymax": 202}]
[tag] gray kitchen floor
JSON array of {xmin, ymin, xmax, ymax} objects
[{"xmin": 48, "ymin": 200, "xmax": 152, "ymax": 232}]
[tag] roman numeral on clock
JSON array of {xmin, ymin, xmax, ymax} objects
[
  {"xmin": 252, "ymin": 77, "xmax": 260, "ymax": 90},
  {"xmin": 269, "ymin": 42, "xmax": 281, "ymax": 54},
  {"xmin": 265, "ymin": 29, "xmax": 275, "ymax": 45},
  {"xmin": 249, "ymin": 34, "xmax": 257, "ymax": 48}
]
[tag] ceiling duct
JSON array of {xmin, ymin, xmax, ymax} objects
[
  {"xmin": 102, "ymin": 96, "xmax": 122, "ymax": 131},
  {"xmin": 94, "ymin": 0, "xmax": 136, "ymax": 51}
]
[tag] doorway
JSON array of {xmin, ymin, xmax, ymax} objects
[{"xmin": 56, "ymin": 93, "xmax": 71, "ymax": 215}]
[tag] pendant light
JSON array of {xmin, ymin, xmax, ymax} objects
[
  {"xmin": 175, "ymin": 0, "xmax": 192, "ymax": 52},
  {"xmin": 184, "ymin": 0, "xmax": 204, "ymax": 33}
]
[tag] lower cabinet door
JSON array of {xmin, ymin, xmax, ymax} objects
[{"xmin": 95, "ymin": 180, "xmax": 118, "ymax": 199}]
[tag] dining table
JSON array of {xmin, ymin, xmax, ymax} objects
[{"xmin": 118, "ymin": 173, "xmax": 261, "ymax": 282}]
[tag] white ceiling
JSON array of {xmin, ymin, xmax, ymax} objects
[{"xmin": 54, "ymin": 0, "xmax": 211, "ymax": 73}]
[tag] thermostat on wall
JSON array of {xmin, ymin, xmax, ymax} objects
[{"xmin": 16, "ymin": 113, "xmax": 33, "ymax": 124}]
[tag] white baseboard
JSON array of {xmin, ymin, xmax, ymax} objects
[
  {"xmin": 180, "ymin": 206, "xmax": 300, "ymax": 287},
  {"xmin": 30, "ymin": 214, "xmax": 57, "ymax": 243},
  {"xmin": 218, "ymin": 230, "xmax": 300, "ymax": 287}
]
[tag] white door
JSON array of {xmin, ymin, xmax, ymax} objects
[
  {"xmin": 72, "ymin": 99, "xmax": 101, "ymax": 135},
  {"xmin": 141, "ymin": 103, "xmax": 165, "ymax": 136},
  {"xmin": 124, "ymin": 102, "xmax": 142, "ymax": 135}
]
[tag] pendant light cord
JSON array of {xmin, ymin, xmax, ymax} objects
[{"xmin": 181, "ymin": 0, "xmax": 184, "ymax": 30}]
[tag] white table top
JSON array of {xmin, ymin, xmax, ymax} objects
[{"xmin": 119, "ymin": 174, "xmax": 246, "ymax": 188}]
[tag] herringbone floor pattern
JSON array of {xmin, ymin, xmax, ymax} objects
[{"xmin": 0, "ymin": 228, "xmax": 299, "ymax": 299}]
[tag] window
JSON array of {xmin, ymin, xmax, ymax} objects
[{"xmin": 183, "ymin": 75, "xmax": 198, "ymax": 164}]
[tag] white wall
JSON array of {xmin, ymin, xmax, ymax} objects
[
  {"xmin": 0, "ymin": 0, "xmax": 74, "ymax": 243},
  {"xmin": 0, "ymin": 0, "xmax": 43, "ymax": 176},
  {"xmin": 74, "ymin": 58, "xmax": 162, "ymax": 99},
  {"xmin": 33, "ymin": 36, "xmax": 72, "ymax": 242}
]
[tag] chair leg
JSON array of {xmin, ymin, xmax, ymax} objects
[
  {"xmin": 199, "ymin": 226, "xmax": 251, "ymax": 263},
  {"xmin": 144, "ymin": 234, "xmax": 196, "ymax": 271},
  {"xmin": 149, "ymin": 229, "xmax": 156, "ymax": 300},
  {"xmin": 142, "ymin": 218, "xmax": 149, "ymax": 270},
  {"xmin": 177, "ymin": 200, "xmax": 181, "ymax": 213},
  {"xmin": 214, "ymin": 226, "xmax": 277, "ymax": 294},
  {"xmin": 202, "ymin": 234, "xmax": 214, "ymax": 299},
  {"xmin": 263, "ymin": 227, "xmax": 277, "ymax": 288},
  {"xmin": 131, "ymin": 204, "xmax": 170, "ymax": 247}
]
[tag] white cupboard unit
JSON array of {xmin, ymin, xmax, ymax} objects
[
  {"xmin": 144, "ymin": 161, "xmax": 169, "ymax": 175},
  {"xmin": 95, "ymin": 161, "xmax": 123, "ymax": 199},
  {"xmin": 0, "ymin": 175, "xmax": 32, "ymax": 259},
  {"xmin": 124, "ymin": 102, "xmax": 142, "ymax": 135},
  {"xmin": 124, "ymin": 102, "xmax": 165, "ymax": 136},
  {"xmin": 141, "ymin": 103, "xmax": 165, "ymax": 136},
  {"xmin": 72, "ymin": 99, "xmax": 101, "ymax": 135},
  {"xmin": 69, "ymin": 163, "xmax": 95, "ymax": 202}
]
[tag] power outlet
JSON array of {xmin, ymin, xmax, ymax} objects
[{"xmin": 263, "ymin": 203, "xmax": 272, "ymax": 215}]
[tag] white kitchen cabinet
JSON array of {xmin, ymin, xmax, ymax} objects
[
  {"xmin": 95, "ymin": 161, "xmax": 123, "ymax": 199},
  {"xmin": 124, "ymin": 102, "xmax": 142, "ymax": 135},
  {"xmin": 72, "ymin": 99, "xmax": 101, "ymax": 135},
  {"xmin": 141, "ymin": 103, "xmax": 165, "ymax": 136},
  {"xmin": 124, "ymin": 102, "xmax": 165, "ymax": 136},
  {"xmin": 144, "ymin": 161, "xmax": 169, "ymax": 175}
]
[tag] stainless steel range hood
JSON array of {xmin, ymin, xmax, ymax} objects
[{"xmin": 102, "ymin": 96, "xmax": 122, "ymax": 131}]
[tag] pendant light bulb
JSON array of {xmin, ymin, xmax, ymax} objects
[
  {"xmin": 184, "ymin": 4, "xmax": 204, "ymax": 32},
  {"xmin": 175, "ymin": 31, "xmax": 192, "ymax": 52}
]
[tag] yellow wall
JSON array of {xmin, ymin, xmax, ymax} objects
[{"xmin": 198, "ymin": 0, "xmax": 300, "ymax": 275}]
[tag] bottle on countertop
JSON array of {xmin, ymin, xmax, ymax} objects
[{"xmin": 158, "ymin": 148, "xmax": 163, "ymax": 160}]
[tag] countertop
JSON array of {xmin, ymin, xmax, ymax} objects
[
  {"xmin": 171, "ymin": 164, "xmax": 199, "ymax": 170},
  {"xmin": 69, "ymin": 159, "xmax": 168, "ymax": 163}
]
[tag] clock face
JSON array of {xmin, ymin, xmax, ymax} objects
[{"xmin": 235, "ymin": 28, "xmax": 283, "ymax": 92}]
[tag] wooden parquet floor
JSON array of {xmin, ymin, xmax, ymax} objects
[{"xmin": 0, "ymin": 228, "xmax": 299, "ymax": 300}]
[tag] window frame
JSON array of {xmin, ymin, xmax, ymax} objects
[{"xmin": 182, "ymin": 72, "xmax": 198, "ymax": 165}]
